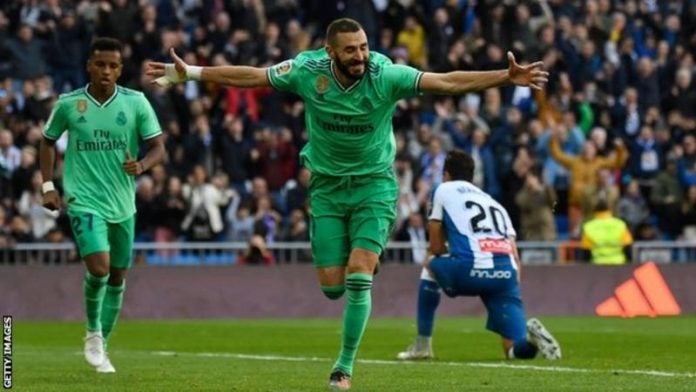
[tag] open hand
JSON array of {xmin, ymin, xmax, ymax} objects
[{"xmin": 507, "ymin": 51, "xmax": 549, "ymax": 90}]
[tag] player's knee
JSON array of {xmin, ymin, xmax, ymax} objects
[
  {"xmin": 86, "ymin": 264, "xmax": 109, "ymax": 278},
  {"xmin": 321, "ymin": 285, "xmax": 346, "ymax": 300}
]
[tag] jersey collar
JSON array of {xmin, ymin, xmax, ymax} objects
[
  {"xmin": 84, "ymin": 84, "xmax": 119, "ymax": 108},
  {"xmin": 330, "ymin": 61, "xmax": 363, "ymax": 93}
]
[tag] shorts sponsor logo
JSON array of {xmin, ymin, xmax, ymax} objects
[
  {"xmin": 274, "ymin": 60, "xmax": 293, "ymax": 77},
  {"xmin": 479, "ymin": 238, "xmax": 512, "ymax": 254},
  {"xmin": 470, "ymin": 269, "xmax": 512, "ymax": 279}
]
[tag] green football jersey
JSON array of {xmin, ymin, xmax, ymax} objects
[
  {"xmin": 43, "ymin": 85, "xmax": 162, "ymax": 222},
  {"xmin": 267, "ymin": 49, "xmax": 422, "ymax": 176}
]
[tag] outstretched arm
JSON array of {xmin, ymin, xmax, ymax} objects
[
  {"xmin": 146, "ymin": 48, "xmax": 271, "ymax": 88},
  {"xmin": 419, "ymin": 52, "xmax": 548, "ymax": 95}
]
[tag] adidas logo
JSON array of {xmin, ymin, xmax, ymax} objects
[
  {"xmin": 78, "ymin": 116, "xmax": 86, "ymax": 123},
  {"xmin": 595, "ymin": 262, "xmax": 681, "ymax": 317}
]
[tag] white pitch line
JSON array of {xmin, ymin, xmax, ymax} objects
[{"xmin": 148, "ymin": 350, "xmax": 696, "ymax": 379}]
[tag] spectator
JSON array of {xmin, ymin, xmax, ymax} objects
[
  {"xmin": 17, "ymin": 169, "xmax": 55, "ymax": 240},
  {"xmin": 281, "ymin": 208, "xmax": 309, "ymax": 242},
  {"xmin": 134, "ymin": 176, "xmax": 159, "ymax": 242},
  {"xmin": 617, "ymin": 179, "xmax": 650, "ymax": 235},
  {"xmin": 626, "ymin": 125, "xmax": 666, "ymax": 196},
  {"xmin": 680, "ymin": 185, "xmax": 696, "ymax": 243},
  {"xmin": 549, "ymin": 127, "xmax": 628, "ymax": 236},
  {"xmin": 216, "ymin": 116, "xmax": 254, "ymax": 193},
  {"xmin": 10, "ymin": 145, "xmax": 38, "ymax": 200},
  {"xmin": 153, "ymin": 176, "xmax": 187, "ymax": 247},
  {"xmin": 238, "ymin": 234, "xmax": 275, "ymax": 265},
  {"xmin": 253, "ymin": 195, "xmax": 282, "ymax": 244},
  {"xmin": 46, "ymin": 10, "xmax": 85, "ymax": 93},
  {"xmin": 394, "ymin": 157, "xmax": 419, "ymax": 229},
  {"xmin": 396, "ymin": 15, "xmax": 426, "ymax": 68},
  {"xmin": 581, "ymin": 199, "xmax": 634, "ymax": 265},
  {"xmin": 225, "ymin": 190, "xmax": 255, "ymax": 243},
  {"xmin": 286, "ymin": 167, "xmax": 310, "ymax": 214},
  {"xmin": 6, "ymin": 24, "xmax": 45, "ymax": 82},
  {"xmin": 181, "ymin": 165, "xmax": 231, "ymax": 241},
  {"xmin": 651, "ymin": 155, "xmax": 684, "ymax": 239},
  {"xmin": 581, "ymin": 168, "xmax": 621, "ymax": 221},
  {"xmin": 255, "ymin": 127, "xmax": 297, "ymax": 192},
  {"xmin": 394, "ymin": 212, "xmax": 427, "ymax": 264},
  {"xmin": 515, "ymin": 171, "xmax": 557, "ymax": 241}
]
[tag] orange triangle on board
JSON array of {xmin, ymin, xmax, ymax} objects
[
  {"xmin": 595, "ymin": 297, "xmax": 623, "ymax": 317},
  {"xmin": 614, "ymin": 279, "xmax": 655, "ymax": 317},
  {"xmin": 595, "ymin": 261, "xmax": 681, "ymax": 317},
  {"xmin": 632, "ymin": 262, "xmax": 681, "ymax": 316}
]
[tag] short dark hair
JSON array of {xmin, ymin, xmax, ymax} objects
[
  {"xmin": 89, "ymin": 37, "xmax": 123, "ymax": 56},
  {"xmin": 326, "ymin": 18, "xmax": 363, "ymax": 45},
  {"xmin": 444, "ymin": 149, "xmax": 475, "ymax": 182}
]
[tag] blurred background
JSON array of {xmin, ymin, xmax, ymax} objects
[{"xmin": 0, "ymin": 0, "xmax": 695, "ymax": 266}]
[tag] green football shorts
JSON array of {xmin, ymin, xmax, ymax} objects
[
  {"xmin": 309, "ymin": 169, "xmax": 398, "ymax": 268},
  {"xmin": 68, "ymin": 211, "xmax": 135, "ymax": 269}
]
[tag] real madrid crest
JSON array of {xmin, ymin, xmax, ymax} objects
[
  {"xmin": 315, "ymin": 75, "xmax": 329, "ymax": 94},
  {"xmin": 315, "ymin": 75, "xmax": 329, "ymax": 100},
  {"xmin": 76, "ymin": 99, "xmax": 87, "ymax": 113}
]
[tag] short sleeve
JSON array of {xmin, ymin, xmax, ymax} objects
[
  {"xmin": 267, "ymin": 59, "xmax": 300, "ymax": 93},
  {"xmin": 43, "ymin": 100, "xmax": 67, "ymax": 140},
  {"xmin": 502, "ymin": 207, "xmax": 517, "ymax": 238},
  {"xmin": 428, "ymin": 185, "xmax": 444, "ymax": 221},
  {"xmin": 381, "ymin": 64, "xmax": 423, "ymax": 101},
  {"xmin": 137, "ymin": 95, "xmax": 162, "ymax": 141}
]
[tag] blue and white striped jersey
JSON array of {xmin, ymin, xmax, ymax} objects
[{"xmin": 429, "ymin": 180, "xmax": 517, "ymax": 269}]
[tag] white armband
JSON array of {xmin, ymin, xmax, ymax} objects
[
  {"xmin": 42, "ymin": 181, "xmax": 55, "ymax": 194},
  {"xmin": 154, "ymin": 64, "xmax": 203, "ymax": 86},
  {"xmin": 186, "ymin": 65, "xmax": 203, "ymax": 81}
]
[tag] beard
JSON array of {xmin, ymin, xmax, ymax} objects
[{"xmin": 334, "ymin": 57, "xmax": 369, "ymax": 81}]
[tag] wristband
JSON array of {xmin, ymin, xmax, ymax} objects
[
  {"xmin": 186, "ymin": 65, "xmax": 203, "ymax": 81},
  {"xmin": 42, "ymin": 181, "xmax": 55, "ymax": 194}
]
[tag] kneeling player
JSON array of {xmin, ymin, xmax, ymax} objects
[{"xmin": 397, "ymin": 150, "xmax": 561, "ymax": 361}]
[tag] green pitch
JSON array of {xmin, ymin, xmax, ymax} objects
[{"xmin": 13, "ymin": 317, "xmax": 696, "ymax": 391}]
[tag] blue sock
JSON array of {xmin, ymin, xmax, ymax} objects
[
  {"xmin": 417, "ymin": 279, "xmax": 441, "ymax": 337},
  {"xmin": 512, "ymin": 340, "xmax": 538, "ymax": 359}
]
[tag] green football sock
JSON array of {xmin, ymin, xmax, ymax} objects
[
  {"xmin": 333, "ymin": 273, "xmax": 373, "ymax": 376},
  {"xmin": 101, "ymin": 281, "xmax": 125, "ymax": 341},
  {"xmin": 84, "ymin": 272, "xmax": 109, "ymax": 332}
]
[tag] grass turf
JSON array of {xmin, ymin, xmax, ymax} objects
[{"xmin": 12, "ymin": 316, "xmax": 696, "ymax": 391}]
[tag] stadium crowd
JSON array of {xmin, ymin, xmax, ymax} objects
[{"xmin": 1, "ymin": 0, "xmax": 696, "ymax": 256}]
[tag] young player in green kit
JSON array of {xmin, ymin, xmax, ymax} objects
[
  {"xmin": 147, "ymin": 18, "xmax": 548, "ymax": 390},
  {"xmin": 40, "ymin": 37, "xmax": 165, "ymax": 373}
]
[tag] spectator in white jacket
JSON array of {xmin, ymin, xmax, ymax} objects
[{"xmin": 181, "ymin": 165, "xmax": 232, "ymax": 241}]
